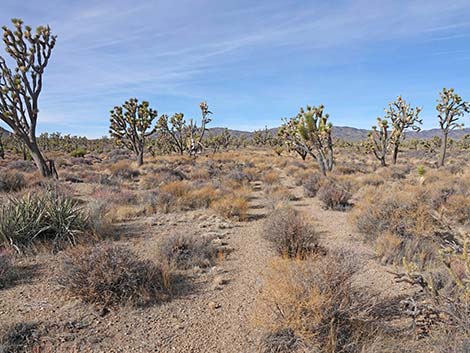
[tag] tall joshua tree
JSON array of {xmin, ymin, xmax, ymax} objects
[
  {"xmin": 156, "ymin": 112, "xmax": 187, "ymax": 155},
  {"xmin": 368, "ymin": 118, "xmax": 389, "ymax": 167},
  {"xmin": 279, "ymin": 105, "xmax": 334, "ymax": 176},
  {"xmin": 109, "ymin": 98, "xmax": 158, "ymax": 166},
  {"xmin": 386, "ymin": 96, "xmax": 422, "ymax": 164},
  {"xmin": 436, "ymin": 88, "xmax": 470, "ymax": 167},
  {"xmin": 0, "ymin": 19, "xmax": 57, "ymax": 177},
  {"xmin": 187, "ymin": 101, "xmax": 212, "ymax": 156}
]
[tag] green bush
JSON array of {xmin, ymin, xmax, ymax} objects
[
  {"xmin": 0, "ymin": 191, "xmax": 89, "ymax": 252},
  {"xmin": 70, "ymin": 148, "xmax": 87, "ymax": 158}
]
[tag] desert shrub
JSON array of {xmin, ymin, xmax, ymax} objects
[
  {"xmin": 263, "ymin": 171, "xmax": 280, "ymax": 186},
  {"xmin": 259, "ymin": 328, "xmax": 304, "ymax": 353},
  {"xmin": 109, "ymin": 161, "xmax": 139, "ymax": 180},
  {"xmin": 85, "ymin": 200, "xmax": 114, "ymax": 238},
  {"xmin": 70, "ymin": 157, "xmax": 92, "ymax": 165},
  {"xmin": 107, "ymin": 148, "xmax": 132, "ymax": 162},
  {"xmin": 353, "ymin": 185, "xmax": 444, "ymax": 266},
  {"xmin": 70, "ymin": 148, "xmax": 87, "ymax": 158},
  {"xmin": 0, "ymin": 191, "xmax": 89, "ymax": 252},
  {"xmin": 255, "ymin": 253, "xmax": 382, "ymax": 353},
  {"xmin": 0, "ymin": 171, "xmax": 26, "ymax": 192},
  {"xmin": 58, "ymin": 245, "xmax": 171, "ymax": 307},
  {"xmin": 438, "ymin": 193, "xmax": 470, "ymax": 226},
  {"xmin": 317, "ymin": 180, "xmax": 352, "ymax": 210},
  {"xmin": 353, "ymin": 185, "xmax": 436, "ymax": 242},
  {"xmin": 61, "ymin": 172, "xmax": 83, "ymax": 183},
  {"xmin": 226, "ymin": 168, "xmax": 251, "ymax": 183},
  {"xmin": 265, "ymin": 185, "xmax": 297, "ymax": 210},
  {"xmin": 140, "ymin": 167, "xmax": 186, "ymax": 189},
  {"xmin": 160, "ymin": 181, "xmax": 191, "ymax": 199},
  {"xmin": 302, "ymin": 173, "xmax": 322, "ymax": 197},
  {"xmin": 0, "ymin": 322, "xmax": 41, "ymax": 353},
  {"xmin": 394, "ymin": 235, "xmax": 470, "ymax": 348},
  {"xmin": 7, "ymin": 160, "xmax": 36, "ymax": 173},
  {"xmin": 183, "ymin": 185, "xmax": 219, "ymax": 209},
  {"xmin": 211, "ymin": 194, "xmax": 248, "ymax": 221},
  {"xmin": 159, "ymin": 233, "xmax": 218, "ymax": 270},
  {"xmin": 0, "ymin": 249, "xmax": 17, "ymax": 289},
  {"xmin": 263, "ymin": 207, "xmax": 319, "ymax": 259}
]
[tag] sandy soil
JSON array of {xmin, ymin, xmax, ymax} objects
[{"xmin": 0, "ymin": 172, "xmax": 411, "ymax": 352}]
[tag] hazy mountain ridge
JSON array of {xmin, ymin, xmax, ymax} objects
[
  {"xmin": 208, "ymin": 126, "xmax": 470, "ymax": 141},
  {"xmin": 2, "ymin": 126, "xmax": 469, "ymax": 141}
]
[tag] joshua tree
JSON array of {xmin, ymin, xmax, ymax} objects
[
  {"xmin": 0, "ymin": 19, "xmax": 57, "ymax": 177},
  {"xmin": 386, "ymin": 96, "xmax": 422, "ymax": 164},
  {"xmin": 278, "ymin": 124, "xmax": 307, "ymax": 160},
  {"xmin": 253, "ymin": 126, "xmax": 273, "ymax": 146},
  {"xmin": 187, "ymin": 101, "xmax": 212, "ymax": 156},
  {"xmin": 109, "ymin": 98, "xmax": 158, "ymax": 166},
  {"xmin": 156, "ymin": 101, "xmax": 212, "ymax": 157},
  {"xmin": 297, "ymin": 105, "xmax": 334, "ymax": 175},
  {"xmin": 156, "ymin": 112, "xmax": 187, "ymax": 155},
  {"xmin": 368, "ymin": 118, "xmax": 390, "ymax": 167},
  {"xmin": 279, "ymin": 105, "xmax": 334, "ymax": 176},
  {"xmin": 436, "ymin": 88, "xmax": 470, "ymax": 167},
  {"xmin": 206, "ymin": 128, "xmax": 231, "ymax": 154}
]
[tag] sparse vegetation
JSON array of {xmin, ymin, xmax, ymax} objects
[
  {"xmin": 263, "ymin": 207, "xmax": 319, "ymax": 259},
  {"xmin": 0, "ymin": 190, "xmax": 89, "ymax": 252},
  {"xmin": 317, "ymin": 179, "xmax": 352, "ymax": 210},
  {"xmin": 159, "ymin": 233, "xmax": 219, "ymax": 270},
  {"xmin": 58, "ymin": 244, "xmax": 172, "ymax": 307}
]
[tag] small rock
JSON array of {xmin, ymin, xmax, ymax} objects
[{"xmin": 208, "ymin": 301, "xmax": 221, "ymax": 310}]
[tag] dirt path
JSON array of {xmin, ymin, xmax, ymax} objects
[
  {"xmin": 133, "ymin": 179, "xmax": 273, "ymax": 353},
  {"xmin": 1, "ymin": 173, "xmax": 410, "ymax": 352},
  {"xmin": 280, "ymin": 169, "xmax": 410, "ymax": 298}
]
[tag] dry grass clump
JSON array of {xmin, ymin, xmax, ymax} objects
[
  {"xmin": 265, "ymin": 185, "xmax": 297, "ymax": 210},
  {"xmin": 258, "ymin": 328, "xmax": 305, "ymax": 353},
  {"xmin": 255, "ymin": 253, "xmax": 381, "ymax": 353},
  {"xmin": 210, "ymin": 193, "xmax": 249, "ymax": 221},
  {"xmin": 159, "ymin": 233, "xmax": 219, "ymax": 270},
  {"xmin": 263, "ymin": 170, "xmax": 280, "ymax": 186},
  {"xmin": 108, "ymin": 160, "xmax": 140, "ymax": 180},
  {"xmin": 352, "ymin": 184, "xmax": 440, "ymax": 266},
  {"xmin": 155, "ymin": 181, "xmax": 220, "ymax": 212},
  {"xmin": 263, "ymin": 207, "xmax": 319, "ymax": 259},
  {"xmin": 140, "ymin": 167, "xmax": 187, "ymax": 189},
  {"xmin": 58, "ymin": 244, "xmax": 171, "ymax": 307},
  {"xmin": 317, "ymin": 179, "xmax": 352, "ymax": 210},
  {"xmin": 302, "ymin": 173, "xmax": 323, "ymax": 197},
  {"xmin": 354, "ymin": 185, "xmax": 436, "ymax": 241},
  {"xmin": 0, "ymin": 322, "xmax": 42, "ymax": 353},
  {"xmin": 7, "ymin": 160, "xmax": 36, "ymax": 173},
  {"xmin": 0, "ymin": 170, "xmax": 26, "ymax": 192}
]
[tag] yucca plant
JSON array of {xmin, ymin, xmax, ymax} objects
[{"xmin": 0, "ymin": 191, "xmax": 88, "ymax": 252}]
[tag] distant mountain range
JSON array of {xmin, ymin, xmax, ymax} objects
[
  {"xmin": 1, "ymin": 125, "xmax": 469, "ymax": 141},
  {"xmin": 208, "ymin": 126, "xmax": 470, "ymax": 141}
]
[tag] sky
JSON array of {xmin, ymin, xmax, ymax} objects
[{"xmin": 1, "ymin": 0, "xmax": 470, "ymax": 137}]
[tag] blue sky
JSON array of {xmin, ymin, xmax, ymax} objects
[{"xmin": 1, "ymin": 0, "xmax": 470, "ymax": 137}]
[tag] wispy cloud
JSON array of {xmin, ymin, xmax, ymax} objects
[{"xmin": 1, "ymin": 0, "xmax": 470, "ymax": 135}]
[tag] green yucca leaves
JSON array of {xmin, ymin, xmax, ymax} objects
[{"xmin": 0, "ymin": 191, "xmax": 88, "ymax": 253}]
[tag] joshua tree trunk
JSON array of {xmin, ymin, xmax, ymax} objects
[
  {"xmin": 137, "ymin": 149, "xmax": 144, "ymax": 166},
  {"xmin": 392, "ymin": 143, "xmax": 399, "ymax": 165},
  {"xmin": 29, "ymin": 141, "xmax": 55, "ymax": 178},
  {"xmin": 439, "ymin": 130, "xmax": 448, "ymax": 167}
]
